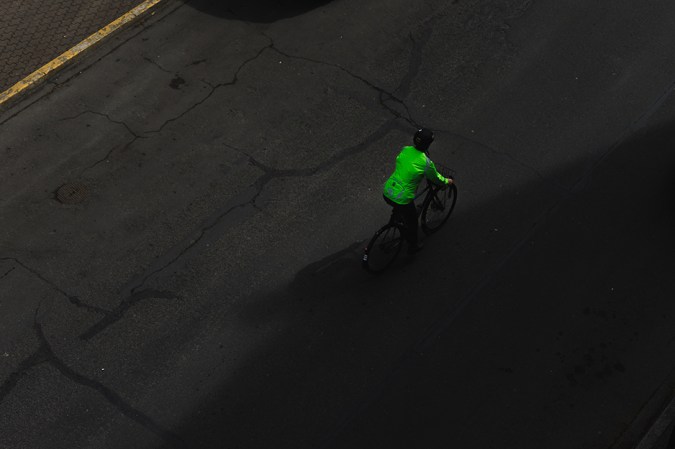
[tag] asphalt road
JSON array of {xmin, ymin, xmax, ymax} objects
[{"xmin": 2, "ymin": 0, "xmax": 675, "ymax": 448}]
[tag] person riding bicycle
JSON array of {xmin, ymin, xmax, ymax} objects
[{"xmin": 383, "ymin": 128, "xmax": 453, "ymax": 254}]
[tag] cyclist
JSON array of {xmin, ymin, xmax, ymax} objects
[{"xmin": 383, "ymin": 128, "xmax": 453, "ymax": 254}]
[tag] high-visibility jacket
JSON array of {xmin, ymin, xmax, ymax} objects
[{"xmin": 383, "ymin": 146, "xmax": 448, "ymax": 205}]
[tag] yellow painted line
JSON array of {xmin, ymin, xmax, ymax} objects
[{"xmin": 0, "ymin": 0, "xmax": 164, "ymax": 106}]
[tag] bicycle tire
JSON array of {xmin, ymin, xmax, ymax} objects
[
  {"xmin": 421, "ymin": 184, "xmax": 457, "ymax": 234},
  {"xmin": 362, "ymin": 223, "xmax": 404, "ymax": 273}
]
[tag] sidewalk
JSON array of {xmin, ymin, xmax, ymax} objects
[{"xmin": 0, "ymin": 0, "xmax": 146, "ymax": 91}]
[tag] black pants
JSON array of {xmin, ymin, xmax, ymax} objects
[{"xmin": 383, "ymin": 195, "xmax": 418, "ymax": 247}]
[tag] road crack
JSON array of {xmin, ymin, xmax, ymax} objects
[
  {"xmin": 59, "ymin": 110, "xmax": 141, "ymax": 138},
  {"xmin": 44, "ymin": 27, "xmax": 432, "ymax": 337},
  {"xmin": 267, "ymin": 31, "xmax": 427, "ymax": 127},
  {"xmin": 142, "ymin": 27, "xmax": 432, "ymax": 135},
  {"xmin": 1, "ymin": 309, "xmax": 187, "ymax": 448},
  {"xmin": 0, "ymin": 345, "xmax": 49, "ymax": 404},
  {"xmin": 0, "ymin": 266, "xmax": 16, "ymax": 280},
  {"xmin": 143, "ymin": 55, "xmax": 173, "ymax": 74},
  {"xmin": 144, "ymin": 40, "xmax": 274, "ymax": 134},
  {"xmin": 79, "ymin": 289, "xmax": 179, "ymax": 340},
  {"xmin": 58, "ymin": 110, "xmax": 147, "ymax": 174},
  {"xmin": 0, "ymin": 257, "xmax": 108, "ymax": 315},
  {"xmin": 118, "ymin": 118, "xmax": 404, "ymax": 305},
  {"xmin": 108, "ymin": 29, "xmax": 437, "ymax": 303}
]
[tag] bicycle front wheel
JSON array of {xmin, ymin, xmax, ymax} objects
[
  {"xmin": 421, "ymin": 184, "xmax": 457, "ymax": 234},
  {"xmin": 362, "ymin": 224, "xmax": 404, "ymax": 273}
]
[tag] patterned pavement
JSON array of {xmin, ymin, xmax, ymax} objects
[{"xmin": 0, "ymin": 0, "xmax": 143, "ymax": 91}]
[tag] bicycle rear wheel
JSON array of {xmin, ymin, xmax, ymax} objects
[
  {"xmin": 421, "ymin": 184, "xmax": 457, "ymax": 234},
  {"xmin": 362, "ymin": 224, "xmax": 403, "ymax": 273}
]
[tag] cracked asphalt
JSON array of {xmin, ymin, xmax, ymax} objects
[{"xmin": 2, "ymin": 0, "xmax": 675, "ymax": 448}]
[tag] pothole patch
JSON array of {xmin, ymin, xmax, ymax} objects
[{"xmin": 55, "ymin": 182, "xmax": 88, "ymax": 204}]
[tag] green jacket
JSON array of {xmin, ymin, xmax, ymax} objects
[{"xmin": 383, "ymin": 146, "xmax": 448, "ymax": 204}]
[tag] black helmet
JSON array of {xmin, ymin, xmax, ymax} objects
[{"xmin": 413, "ymin": 128, "xmax": 434, "ymax": 151}]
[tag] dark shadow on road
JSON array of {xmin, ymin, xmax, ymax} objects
[
  {"xmin": 183, "ymin": 0, "xmax": 335, "ymax": 22},
  {"xmin": 163, "ymin": 123, "xmax": 675, "ymax": 449}
]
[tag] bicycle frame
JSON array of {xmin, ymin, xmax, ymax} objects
[
  {"xmin": 388, "ymin": 179, "xmax": 442, "ymax": 225},
  {"xmin": 363, "ymin": 166, "xmax": 456, "ymax": 273}
]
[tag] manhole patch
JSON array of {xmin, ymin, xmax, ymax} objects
[{"xmin": 56, "ymin": 182, "xmax": 88, "ymax": 204}]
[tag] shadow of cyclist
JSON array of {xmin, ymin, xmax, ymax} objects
[
  {"xmin": 168, "ymin": 122, "xmax": 675, "ymax": 448},
  {"xmin": 183, "ymin": 0, "xmax": 334, "ymax": 22}
]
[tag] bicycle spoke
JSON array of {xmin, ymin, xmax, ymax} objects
[
  {"xmin": 421, "ymin": 185, "xmax": 457, "ymax": 234},
  {"xmin": 363, "ymin": 224, "xmax": 403, "ymax": 273}
]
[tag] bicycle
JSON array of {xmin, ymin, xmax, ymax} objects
[{"xmin": 362, "ymin": 164, "xmax": 457, "ymax": 273}]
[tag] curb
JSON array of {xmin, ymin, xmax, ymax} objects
[{"xmin": 0, "ymin": 0, "xmax": 165, "ymax": 108}]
